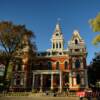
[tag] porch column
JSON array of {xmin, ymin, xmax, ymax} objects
[
  {"xmin": 59, "ymin": 71, "xmax": 62, "ymax": 93},
  {"xmin": 81, "ymin": 62, "xmax": 83, "ymax": 69},
  {"xmin": 81, "ymin": 77, "xmax": 85, "ymax": 85},
  {"xmin": 51, "ymin": 74, "xmax": 53, "ymax": 90},
  {"xmin": 69, "ymin": 73, "xmax": 72, "ymax": 88},
  {"xmin": 32, "ymin": 74, "xmax": 35, "ymax": 90},
  {"xmin": 40, "ymin": 74, "xmax": 43, "ymax": 92},
  {"xmin": 73, "ymin": 77, "xmax": 77, "ymax": 86},
  {"xmin": 72, "ymin": 62, "xmax": 75, "ymax": 68},
  {"xmin": 22, "ymin": 64, "xmax": 27, "ymax": 88}
]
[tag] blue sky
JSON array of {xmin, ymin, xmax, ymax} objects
[{"xmin": 0, "ymin": 0, "xmax": 100, "ymax": 64}]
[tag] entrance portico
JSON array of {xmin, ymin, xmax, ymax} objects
[{"xmin": 32, "ymin": 70, "xmax": 63, "ymax": 93}]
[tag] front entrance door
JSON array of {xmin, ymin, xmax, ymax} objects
[{"xmin": 43, "ymin": 75, "xmax": 51, "ymax": 91}]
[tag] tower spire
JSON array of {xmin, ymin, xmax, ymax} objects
[{"xmin": 54, "ymin": 18, "xmax": 62, "ymax": 33}]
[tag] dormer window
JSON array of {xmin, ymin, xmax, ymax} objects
[{"xmin": 75, "ymin": 39, "xmax": 78, "ymax": 44}]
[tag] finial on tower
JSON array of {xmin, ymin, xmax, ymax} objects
[
  {"xmin": 55, "ymin": 18, "xmax": 61, "ymax": 33},
  {"xmin": 73, "ymin": 30, "xmax": 82, "ymax": 40},
  {"xmin": 73, "ymin": 30, "xmax": 79, "ymax": 36},
  {"xmin": 57, "ymin": 18, "xmax": 61, "ymax": 23}
]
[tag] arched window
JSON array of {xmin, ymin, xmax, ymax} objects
[
  {"xmin": 17, "ymin": 64, "xmax": 21, "ymax": 71},
  {"xmin": 39, "ymin": 62, "xmax": 43, "ymax": 70},
  {"xmin": 16, "ymin": 79, "xmax": 20, "ymax": 85},
  {"xmin": 16, "ymin": 75, "xmax": 20, "ymax": 85},
  {"xmin": 55, "ymin": 74, "xmax": 59, "ymax": 85},
  {"xmin": 56, "ymin": 62, "xmax": 59, "ymax": 70},
  {"xmin": 76, "ymin": 74, "xmax": 80, "ymax": 84},
  {"xmin": 56, "ymin": 33, "xmax": 59, "ymax": 36},
  {"xmin": 53, "ymin": 43, "xmax": 55, "ymax": 49},
  {"xmin": 59, "ymin": 42, "xmax": 61, "ymax": 48},
  {"xmin": 75, "ymin": 59, "xmax": 80, "ymax": 68},
  {"xmin": 48, "ymin": 62, "xmax": 52, "ymax": 70},
  {"xmin": 75, "ymin": 39, "xmax": 78, "ymax": 44},
  {"xmin": 56, "ymin": 43, "xmax": 58, "ymax": 48},
  {"xmin": 65, "ymin": 73, "xmax": 69, "ymax": 83},
  {"xmin": 64, "ymin": 61, "xmax": 68, "ymax": 69}
]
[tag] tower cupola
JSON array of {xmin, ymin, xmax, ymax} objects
[{"xmin": 51, "ymin": 22, "xmax": 64, "ymax": 51}]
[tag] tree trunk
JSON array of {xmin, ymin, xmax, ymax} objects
[{"xmin": 3, "ymin": 58, "xmax": 10, "ymax": 92}]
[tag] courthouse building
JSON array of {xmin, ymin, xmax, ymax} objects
[{"xmin": 9, "ymin": 22, "xmax": 88, "ymax": 92}]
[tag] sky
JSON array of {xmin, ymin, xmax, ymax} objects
[{"xmin": 0, "ymin": 0, "xmax": 100, "ymax": 64}]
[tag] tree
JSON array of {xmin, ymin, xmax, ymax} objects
[
  {"xmin": 0, "ymin": 21, "xmax": 36, "ymax": 89},
  {"xmin": 88, "ymin": 53, "xmax": 100, "ymax": 91},
  {"xmin": 89, "ymin": 13, "xmax": 100, "ymax": 45}
]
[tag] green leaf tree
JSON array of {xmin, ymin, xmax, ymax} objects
[
  {"xmin": 88, "ymin": 53, "xmax": 100, "ymax": 91},
  {"xmin": 89, "ymin": 13, "xmax": 100, "ymax": 45}
]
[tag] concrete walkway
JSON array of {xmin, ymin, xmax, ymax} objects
[
  {"xmin": 0, "ymin": 96, "xmax": 80, "ymax": 100},
  {"xmin": 0, "ymin": 96, "xmax": 97, "ymax": 100}
]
